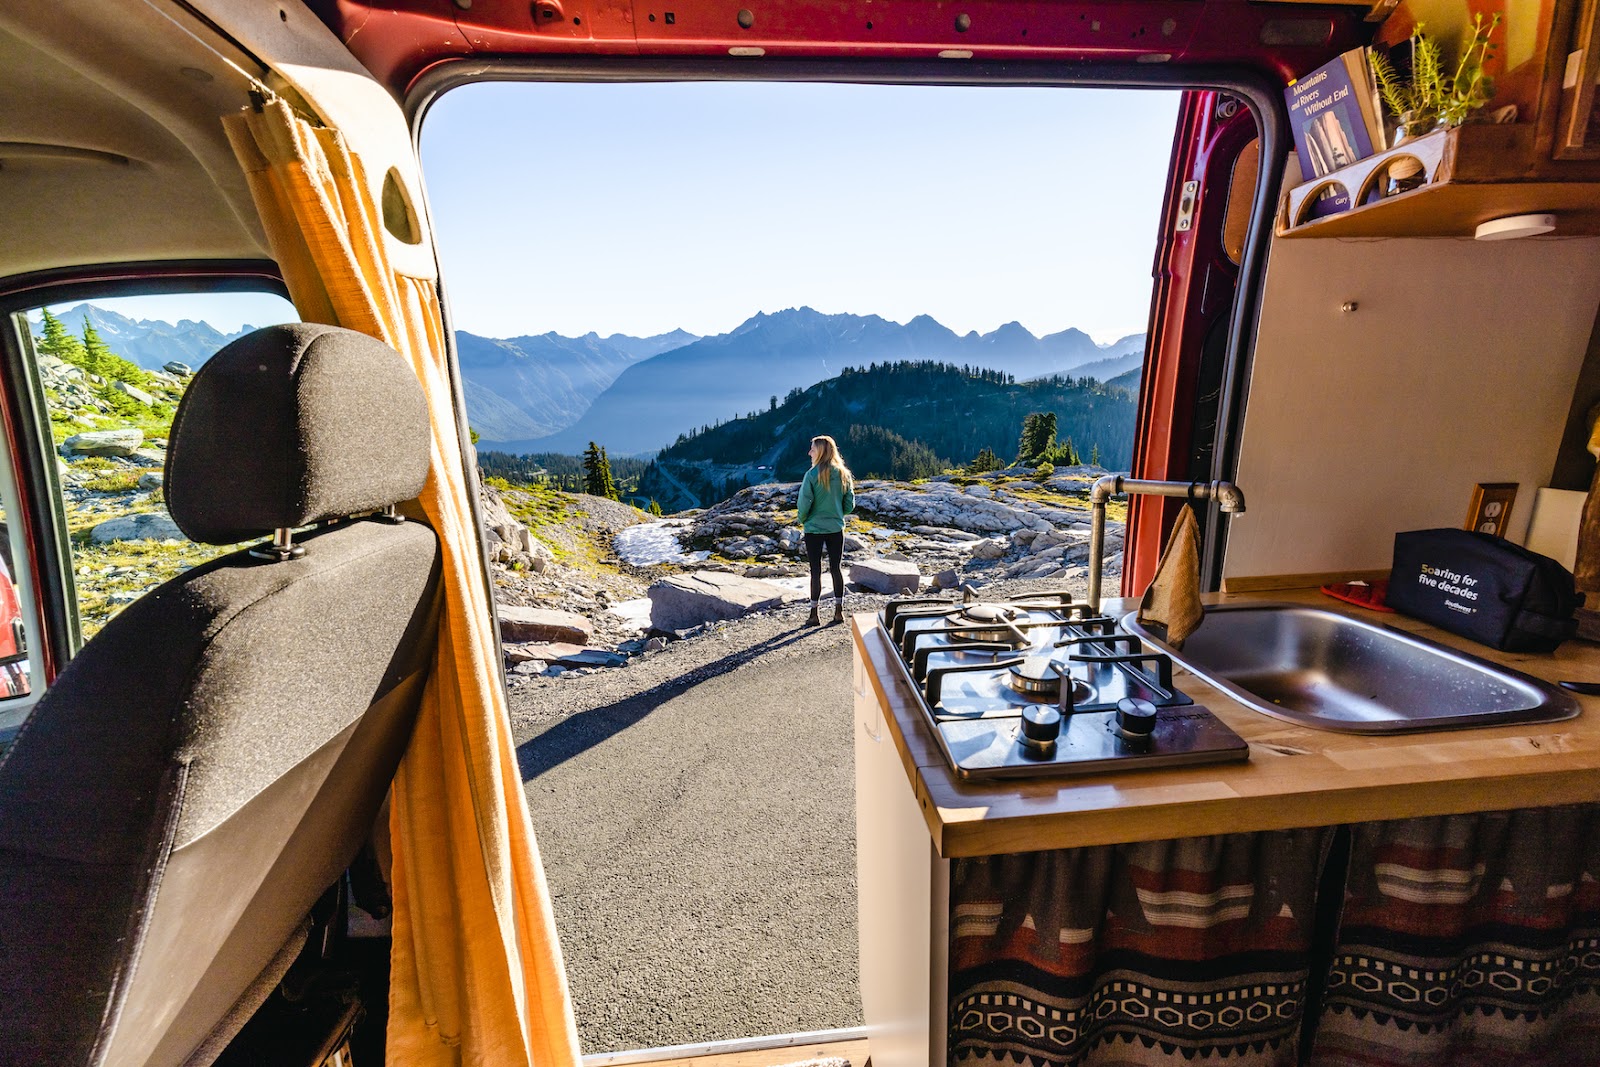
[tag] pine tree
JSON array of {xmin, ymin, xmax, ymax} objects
[
  {"xmin": 35, "ymin": 309, "xmax": 85, "ymax": 364},
  {"xmin": 1017, "ymin": 413, "xmax": 1040, "ymax": 464},
  {"xmin": 600, "ymin": 447, "xmax": 619, "ymax": 500},
  {"xmin": 81, "ymin": 321, "xmax": 115, "ymax": 377},
  {"xmin": 1017, "ymin": 411, "xmax": 1058, "ymax": 465},
  {"xmin": 79, "ymin": 322, "xmax": 146, "ymax": 385},
  {"xmin": 1090, "ymin": 442, "xmax": 1101, "ymax": 467},
  {"xmin": 583, "ymin": 442, "xmax": 606, "ymax": 496},
  {"xmin": 648, "ymin": 499, "xmax": 663, "ymax": 517},
  {"xmin": 970, "ymin": 446, "xmax": 1000, "ymax": 473}
]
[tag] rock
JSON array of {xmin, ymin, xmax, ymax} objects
[
  {"xmin": 497, "ymin": 606, "xmax": 593, "ymax": 645},
  {"xmin": 163, "ymin": 361, "xmax": 193, "ymax": 377},
  {"xmin": 90, "ymin": 511, "xmax": 183, "ymax": 543},
  {"xmin": 849, "ymin": 558, "xmax": 922, "ymax": 595},
  {"xmin": 62, "ymin": 428, "xmax": 143, "ymax": 457},
  {"xmin": 971, "ymin": 538, "xmax": 1009, "ymax": 560},
  {"xmin": 503, "ymin": 642, "xmax": 554, "ymax": 664},
  {"xmin": 841, "ymin": 533, "xmax": 871, "ymax": 553},
  {"xmin": 552, "ymin": 648, "xmax": 628, "ymax": 669},
  {"xmin": 128, "ymin": 449, "xmax": 166, "ymax": 468},
  {"xmin": 113, "ymin": 380, "xmax": 154, "ymax": 406},
  {"xmin": 932, "ymin": 567, "xmax": 961, "ymax": 591},
  {"xmin": 509, "ymin": 660, "xmax": 548, "ymax": 677},
  {"xmin": 882, "ymin": 551, "xmax": 911, "ymax": 562},
  {"xmin": 137, "ymin": 472, "xmax": 163, "ymax": 491},
  {"xmin": 743, "ymin": 564, "xmax": 798, "ymax": 578},
  {"xmin": 647, "ymin": 570, "xmax": 792, "ymax": 632},
  {"xmin": 644, "ymin": 636, "xmax": 668, "ymax": 653}
]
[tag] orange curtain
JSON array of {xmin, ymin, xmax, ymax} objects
[{"xmin": 224, "ymin": 98, "xmax": 581, "ymax": 1066}]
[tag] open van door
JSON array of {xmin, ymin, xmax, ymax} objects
[{"xmin": 1126, "ymin": 88, "xmax": 1275, "ymax": 596}]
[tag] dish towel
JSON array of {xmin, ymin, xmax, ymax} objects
[{"xmin": 1137, "ymin": 503, "xmax": 1204, "ymax": 647}]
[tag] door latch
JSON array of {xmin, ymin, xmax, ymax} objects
[{"xmin": 1174, "ymin": 180, "xmax": 1198, "ymax": 233}]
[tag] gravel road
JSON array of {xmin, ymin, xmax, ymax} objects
[{"xmin": 509, "ymin": 597, "xmax": 872, "ymax": 1055}]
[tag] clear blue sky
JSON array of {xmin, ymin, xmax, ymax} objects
[{"xmin": 420, "ymin": 81, "xmax": 1180, "ymax": 345}]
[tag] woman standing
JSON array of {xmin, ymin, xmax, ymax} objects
[{"xmin": 796, "ymin": 434, "xmax": 856, "ymax": 626}]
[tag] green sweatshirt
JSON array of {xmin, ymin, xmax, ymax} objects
[{"xmin": 796, "ymin": 465, "xmax": 856, "ymax": 534}]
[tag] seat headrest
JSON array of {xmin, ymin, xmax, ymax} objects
[{"xmin": 165, "ymin": 323, "xmax": 430, "ymax": 546}]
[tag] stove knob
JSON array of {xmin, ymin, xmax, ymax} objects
[
  {"xmin": 1116, "ymin": 697, "xmax": 1159, "ymax": 738},
  {"xmin": 1019, "ymin": 705, "xmax": 1062, "ymax": 751}
]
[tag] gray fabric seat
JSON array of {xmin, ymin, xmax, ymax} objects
[{"xmin": 0, "ymin": 324, "xmax": 444, "ymax": 1067}]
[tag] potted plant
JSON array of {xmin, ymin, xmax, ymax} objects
[{"xmin": 1371, "ymin": 13, "xmax": 1501, "ymax": 142}]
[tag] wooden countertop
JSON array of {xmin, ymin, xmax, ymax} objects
[{"xmin": 851, "ymin": 589, "xmax": 1600, "ymax": 858}]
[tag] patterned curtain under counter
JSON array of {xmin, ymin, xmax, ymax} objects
[
  {"xmin": 950, "ymin": 828, "xmax": 1333, "ymax": 1067},
  {"xmin": 1308, "ymin": 806, "xmax": 1600, "ymax": 1067}
]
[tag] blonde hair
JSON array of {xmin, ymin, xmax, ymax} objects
[{"xmin": 812, "ymin": 435, "xmax": 852, "ymax": 491}]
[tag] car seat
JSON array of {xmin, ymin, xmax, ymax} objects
[{"xmin": 0, "ymin": 323, "xmax": 443, "ymax": 1066}]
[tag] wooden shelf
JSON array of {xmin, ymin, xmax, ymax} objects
[{"xmin": 1277, "ymin": 124, "xmax": 1600, "ymax": 238}]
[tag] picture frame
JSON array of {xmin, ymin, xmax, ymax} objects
[{"xmin": 1465, "ymin": 482, "xmax": 1519, "ymax": 538}]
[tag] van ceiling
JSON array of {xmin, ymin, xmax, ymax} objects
[
  {"xmin": 303, "ymin": 0, "xmax": 1373, "ymax": 102},
  {"xmin": 0, "ymin": 3, "xmax": 269, "ymax": 286}
]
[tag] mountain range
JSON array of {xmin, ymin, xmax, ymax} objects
[
  {"xmin": 42, "ymin": 304, "xmax": 261, "ymax": 372},
  {"xmin": 32, "ymin": 303, "xmax": 1144, "ymax": 459},
  {"xmin": 496, "ymin": 308, "xmax": 1145, "ymax": 456},
  {"xmin": 454, "ymin": 327, "xmax": 698, "ymax": 441}
]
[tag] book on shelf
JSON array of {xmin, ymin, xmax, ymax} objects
[{"xmin": 1284, "ymin": 47, "xmax": 1388, "ymax": 218}]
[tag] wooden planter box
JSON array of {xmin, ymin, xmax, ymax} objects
[{"xmin": 1276, "ymin": 124, "xmax": 1600, "ymax": 238}]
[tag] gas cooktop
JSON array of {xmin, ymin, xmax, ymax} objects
[{"xmin": 880, "ymin": 590, "xmax": 1249, "ymax": 780}]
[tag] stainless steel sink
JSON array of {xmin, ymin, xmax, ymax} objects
[{"xmin": 1121, "ymin": 603, "xmax": 1579, "ymax": 733}]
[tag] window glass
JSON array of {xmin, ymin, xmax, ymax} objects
[
  {"xmin": 24, "ymin": 292, "xmax": 296, "ymax": 641},
  {"xmin": 0, "ymin": 434, "xmax": 39, "ymax": 750}
]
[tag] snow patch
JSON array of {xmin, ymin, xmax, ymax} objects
[{"xmin": 613, "ymin": 520, "xmax": 710, "ymax": 566}]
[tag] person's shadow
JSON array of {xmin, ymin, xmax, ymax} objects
[{"xmin": 515, "ymin": 623, "xmax": 839, "ymax": 782}]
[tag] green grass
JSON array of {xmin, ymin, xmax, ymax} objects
[
  {"xmin": 71, "ymin": 538, "xmax": 227, "ymax": 638},
  {"xmin": 82, "ymin": 470, "xmax": 144, "ymax": 493}
]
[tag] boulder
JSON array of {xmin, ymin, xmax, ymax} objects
[
  {"xmin": 551, "ymin": 648, "xmax": 628, "ymax": 669},
  {"xmin": 113, "ymin": 380, "xmax": 154, "ymax": 406},
  {"xmin": 163, "ymin": 361, "xmax": 193, "ymax": 377},
  {"xmin": 932, "ymin": 567, "xmax": 961, "ymax": 591},
  {"xmin": 647, "ymin": 570, "xmax": 791, "ymax": 632},
  {"xmin": 90, "ymin": 511, "xmax": 183, "ymax": 543},
  {"xmin": 971, "ymin": 537, "xmax": 1009, "ymax": 560},
  {"xmin": 849, "ymin": 558, "xmax": 922, "ymax": 595},
  {"xmin": 497, "ymin": 606, "xmax": 593, "ymax": 645},
  {"xmin": 137, "ymin": 472, "xmax": 163, "ymax": 491},
  {"xmin": 62, "ymin": 428, "xmax": 143, "ymax": 457},
  {"xmin": 507, "ymin": 640, "xmax": 586, "ymax": 662}
]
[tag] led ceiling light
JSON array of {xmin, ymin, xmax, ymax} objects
[{"xmin": 1474, "ymin": 213, "xmax": 1556, "ymax": 241}]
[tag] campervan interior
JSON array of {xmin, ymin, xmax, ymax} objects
[{"xmin": 3, "ymin": 0, "xmax": 1600, "ymax": 1065}]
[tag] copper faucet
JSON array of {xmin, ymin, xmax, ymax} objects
[{"xmin": 1085, "ymin": 475, "xmax": 1247, "ymax": 612}]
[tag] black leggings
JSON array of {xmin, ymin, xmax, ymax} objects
[{"xmin": 805, "ymin": 531, "xmax": 845, "ymax": 602}]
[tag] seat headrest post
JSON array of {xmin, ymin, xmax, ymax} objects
[{"xmin": 248, "ymin": 528, "xmax": 306, "ymax": 563}]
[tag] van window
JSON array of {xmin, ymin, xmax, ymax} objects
[{"xmin": 20, "ymin": 292, "xmax": 297, "ymax": 644}]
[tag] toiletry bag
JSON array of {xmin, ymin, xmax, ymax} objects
[{"xmin": 1387, "ymin": 528, "xmax": 1582, "ymax": 653}]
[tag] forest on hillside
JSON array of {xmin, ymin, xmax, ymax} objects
[{"xmin": 654, "ymin": 360, "xmax": 1137, "ymax": 481}]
